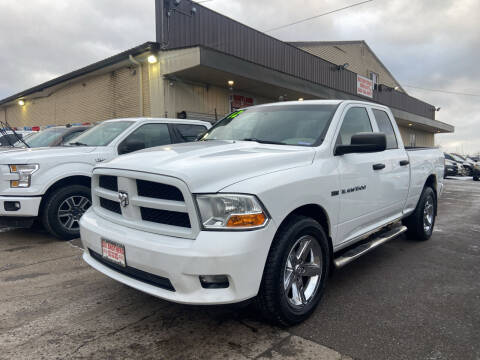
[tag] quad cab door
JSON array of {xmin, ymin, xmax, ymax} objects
[
  {"xmin": 334, "ymin": 105, "xmax": 391, "ymax": 246},
  {"xmin": 368, "ymin": 107, "xmax": 410, "ymax": 220}
]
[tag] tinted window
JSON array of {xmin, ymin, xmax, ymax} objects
[
  {"xmin": 25, "ymin": 128, "xmax": 69, "ymax": 147},
  {"xmin": 71, "ymin": 121, "xmax": 133, "ymax": 146},
  {"xmin": 201, "ymin": 105, "xmax": 338, "ymax": 146},
  {"xmin": 444, "ymin": 153, "xmax": 454, "ymax": 161},
  {"xmin": 0, "ymin": 134, "xmax": 20, "ymax": 146},
  {"xmin": 337, "ymin": 107, "xmax": 372, "ymax": 145},
  {"xmin": 122, "ymin": 123, "xmax": 172, "ymax": 149},
  {"xmin": 174, "ymin": 124, "xmax": 208, "ymax": 142},
  {"xmin": 372, "ymin": 109, "xmax": 398, "ymax": 149},
  {"xmin": 61, "ymin": 130, "xmax": 86, "ymax": 145}
]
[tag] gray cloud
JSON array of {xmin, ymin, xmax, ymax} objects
[{"xmin": 0, "ymin": 0, "xmax": 478, "ymax": 154}]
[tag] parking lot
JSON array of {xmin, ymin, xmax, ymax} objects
[{"xmin": 0, "ymin": 178, "xmax": 479, "ymax": 360}]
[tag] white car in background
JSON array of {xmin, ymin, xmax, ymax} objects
[{"xmin": 0, "ymin": 118, "xmax": 210, "ymax": 239}]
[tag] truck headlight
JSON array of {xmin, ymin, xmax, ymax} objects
[
  {"xmin": 195, "ymin": 194, "xmax": 268, "ymax": 230},
  {"xmin": 9, "ymin": 164, "xmax": 39, "ymax": 188}
]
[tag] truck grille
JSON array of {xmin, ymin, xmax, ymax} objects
[
  {"xmin": 100, "ymin": 197, "xmax": 121, "ymax": 214},
  {"xmin": 137, "ymin": 179, "xmax": 184, "ymax": 201},
  {"xmin": 140, "ymin": 207, "xmax": 191, "ymax": 228},
  {"xmin": 92, "ymin": 169, "xmax": 200, "ymax": 239},
  {"xmin": 99, "ymin": 175, "xmax": 118, "ymax": 192}
]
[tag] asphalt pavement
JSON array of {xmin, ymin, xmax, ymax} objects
[{"xmin": 0, "ymin": 178, "xmax": 478, "ymax": 359}]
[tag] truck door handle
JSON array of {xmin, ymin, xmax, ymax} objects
[
  {"xmin": 399, "ymin": 160, "xmax": 410, "ymax": 166},
  {"xmin": 373, "ymin": 163, "xmax": 385, "ymax": 170}
]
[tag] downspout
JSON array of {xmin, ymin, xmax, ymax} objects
[{"xmin": 129, "ymin": 55, "xmax": 144, "ymax": 117}]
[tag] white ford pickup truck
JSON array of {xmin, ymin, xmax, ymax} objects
[
  {"xmin": 80, "ymin": 100, "xmax": 444, "ymax": 325},
  {"xmin": 0, "ymin": 118, "xmax": 210, "ymax": 239}
]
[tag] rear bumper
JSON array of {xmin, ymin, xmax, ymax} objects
[
  {"xmin": 0, "ymin": 196, "xmax": 42, "ymax": 217},
  {"xmin": 80, "ymin": 209, "xmax": 277, "ymax": 305}
]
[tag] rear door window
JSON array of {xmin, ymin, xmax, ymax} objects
[
  {"xmin": 173, "ymin": 124, "xmax": 208, "ymax": 142},
  {"xmin": 372, "ymin": 109, "xmax": 398, "ymax": 149}
]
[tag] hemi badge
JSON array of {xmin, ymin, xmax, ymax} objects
[{"xmin": 331, "ymin": 190, "xmax": 340, "ymax": 197}]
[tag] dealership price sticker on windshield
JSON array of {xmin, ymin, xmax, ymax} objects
[{"xmin": 101, "ymin": 239, "xmax": 126, "ymax": 267}]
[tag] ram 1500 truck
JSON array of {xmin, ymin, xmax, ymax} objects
[
  {"xmin": 80, "ymin": 100, "xmax": 444, "ymax": 325},
  {"xmin": 0, "ymin": 118, "xmax": 210, "ymax": 239}
]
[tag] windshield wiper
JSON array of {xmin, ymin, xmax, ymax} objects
[
  {"xmin": 68, "ymin": 141, "xmax": 88, "ymax": 146},
  {"xmin": 241, "ymin": 138, "xmax": 286, "ymax": 145}
]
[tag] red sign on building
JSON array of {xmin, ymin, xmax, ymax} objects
[
  {"xmin": 230, "ymin": 95, "xmax": 254, "ymax": 111},
  {"xmin": 357, "ymin": 75, "xmax": 373, "ymax": 98}
]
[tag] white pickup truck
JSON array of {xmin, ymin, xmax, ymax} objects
[
  {"xmin": 0, "ymin": 118, "xmax": 210, "ymax": 239},
  {"xmin": 80, "ymin": 100, "xmax": 444, "ymax": 325}
]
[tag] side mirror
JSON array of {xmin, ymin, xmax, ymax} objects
[
  {"xmin": 118, "ymin": 138, "xmax": 145, "ymax": 155},
  {"xmin": 335, "ymin": 132, "xmax": 387, "ymax": 156}
]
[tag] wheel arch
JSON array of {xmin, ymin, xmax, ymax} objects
[
  {"xmin": 424, "ymin": 174, "xmax": 438, "ymax": 215},
  {"xmin": 276, "ymin": 204, "xmax": 333, "ymax": 262},
  {"xmin": 39, "ymin": 175, "xmax": 91, "ymax": 215}
]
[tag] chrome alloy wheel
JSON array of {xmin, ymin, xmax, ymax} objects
[
  {"xmin": 283, "ymin": 235, "xmax": 323, "ymax": 308},
  {"xmin": 57, "ymin": 195, "xmax": 91, "ymax": 231},
  {"xmin": 423, "ymin": 196, "xmax": 434, "ymax": 233}
]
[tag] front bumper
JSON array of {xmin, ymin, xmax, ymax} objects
[
  {"xmin": 0, "ymin": 196, "xmax": 42, "ymax": 217},
  {"xmin": 80, "ymin": 209, "xmax": 277, "ymax": 305}
]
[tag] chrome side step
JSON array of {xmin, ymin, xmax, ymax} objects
[{"xmin": 334, "ymin": 225, "xmax": 408, "ymax": 268}]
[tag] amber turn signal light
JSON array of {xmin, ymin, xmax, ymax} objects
[{"xmin": 226, "ymin": 213, "xmax": 266, "ymax": 227}]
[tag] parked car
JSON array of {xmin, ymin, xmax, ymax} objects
[
  {"xmin": 12, "ymin": 125, "xmax": 90, "ymax": 148},
  {"xmin": 444, "ymin": 157, "xmax": 458, "ymax": 178},
  {"xmin": 80, "ymin": 100, "xmax": 444, "ymax": 325},
  {"xmin": 452, "ymin": 153, "xmax": 475, "ymax": 176},
  {"xmin": 444, "ymin": 153, "xmax": 467, "ymax": 176},
  {"xmin": 473, "ymin": 163, "xmax": 479, "ymax": 181},
  {"xmin": 0, "ymin": 130, "xmax": 34, "ymax": 147},
  {"xmin": 0, "ymin": 118, "xmax": 211, "ymax": 239}
]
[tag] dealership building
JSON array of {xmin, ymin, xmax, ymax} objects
[{"xmin": 0, "ymin": 0, "xmax": 453, "ymax": 147}]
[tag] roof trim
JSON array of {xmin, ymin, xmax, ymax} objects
[
  {"xmin": 0, "ymin": 41, "xmax": 159, "ymax": 107},
  {"xmin": 288, "ymin": 40, "xmax": 406, "ymax": 93}
]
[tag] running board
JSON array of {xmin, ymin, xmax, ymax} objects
[{"xmin": 334, "ymin": 225, "xmax": 408, "ymax": 268}]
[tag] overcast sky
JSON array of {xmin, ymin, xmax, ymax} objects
[{"xmin": 0, "ymin": 0, "xmax": 478, "ymax": 154}]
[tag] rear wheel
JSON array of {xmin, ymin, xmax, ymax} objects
[
  {"xmin": 403, "ymin": 186, "xmax": 436, "ymax": 241},
  {"xmin": 41, "ymin": 185, "xmax": 91, "ymax": 240},
  {"xmin": 256, "ymin": 215, "xmax": 330, "ymax": 326},
  {"xmin": 474, "ymin": 176, "xmax": 479, "ymax": 181}
]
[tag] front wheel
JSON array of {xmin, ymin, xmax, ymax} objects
[
  {"xmin": 256, "ymin": 215, "xmax": 330, "ymax": 326},
  {"xmin": 41, "ymin": 185, "xmax": 91, "ymax": 240},
  {"xmin": 403, "ymin": 186, "xmax": 436, "ymax": 241}
]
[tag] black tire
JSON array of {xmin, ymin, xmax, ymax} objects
[
  {"xmin": 41, "ymin": 185, "xmax": 91, "ymax": 240},
  {"xmin": 256, "ymin": 215, "xmax": 330, "ymax": 326},
  {"xmin": 474, "ymin": 176, "xmax": 479, "ymax": 181},
  {"xmin": 403, "ymin": 186, "xmax": 436, "ymax": 241}
]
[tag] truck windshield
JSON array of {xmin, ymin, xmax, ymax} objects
[
  {"xmin": 16, "ymin": 128, "xmax": 69, "ymax": 148},
  {"xmin": 200, "ymin": 105, "xmax": 338, "ymax": 146},
  {"xmin": 68, "ymin": 121, "xmax": 133, "ymax": 146}
]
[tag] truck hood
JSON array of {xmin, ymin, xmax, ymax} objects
[
  {"xmin": 0, "ymin": 146, "xmax": 98, "ymax": 164},
  {"xmin": 100, "ymin": 141, "xmax": 316, "ymax": 192}
]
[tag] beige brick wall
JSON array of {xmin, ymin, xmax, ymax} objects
[
  {"xmin": 294, "ymin": 42, "xmax": 403, "ymax": 92},
  {"xmin": 1, "ymin": 63, "xmax": 150, "ymax": 128},
  {"xmin": 398, "ymin": 125, "xmax": 435, "ymax": 147}
]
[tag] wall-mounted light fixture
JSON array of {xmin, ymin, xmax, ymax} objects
[
  {"xmin": 147, "ymin": 55, "xmax": 158, "ymax": 64},
  {"xmin": 408, "ymin": 123, "xmax": 413, "ymax": 127},
  {"xmin": 298, "ymin": 98, "xmax": 304, "ymax": 101},
  {"xmin": 18, "ymin": 99, "xmax": 25, "ymax": 106},
  {"xmin": 394, "ymin": 86, "xmax": 400, "ymax": 91},
  {"xmin": 336, "ymin": 63, "xmax": 349, "ymax": 71},
  {"xmin": 227, "ymin": 80, "xmax": 234, "ymax": 90},
  {"xmin": 435, "ymin": 107, "xmax": 441, "ymax": 111}
]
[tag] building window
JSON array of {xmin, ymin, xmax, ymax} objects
[{"xmin": 369, "ymin": 71, "xmax": 379, "ymax": 85}]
